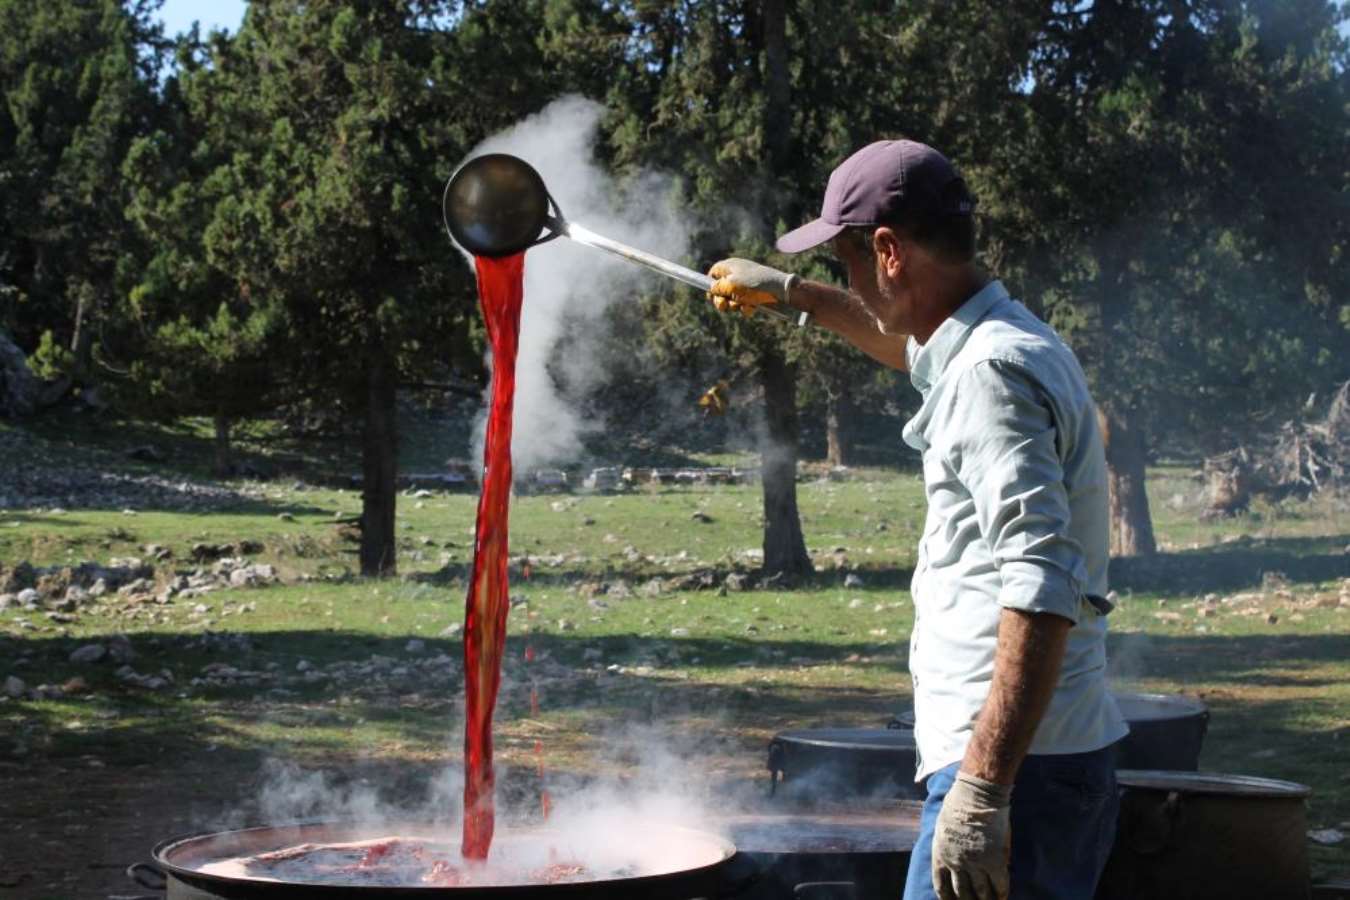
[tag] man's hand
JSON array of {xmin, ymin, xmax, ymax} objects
[
  {"xmin": 707, "ymin": 258, "xmax": 797, "ymax": 317},
  {"xmin": 932, "ymin": 772, "xmax": 1012, "ymax": 900}
]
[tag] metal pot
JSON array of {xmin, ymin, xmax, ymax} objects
[
  {"xmin": 767, "ymin": 728, "xmax": 925, "ymax": 802},
  {"xmin": 131, "ymin": 821, "xmax": 744, "ymax": 900},
  {"xmin": 719, "ymin": 806, "xmax": 921, "ymax": 900},
  {"xmin": 1095, "ymin": 770, "xmax": 1312, "ymax": 900},
  {"xmin": 1110, "ymin": 692, "xmax": 1209, "ymax": 771},
  {"xmin": 889, "ymin": 690, "xmax": 1210, "ymax": 772}
]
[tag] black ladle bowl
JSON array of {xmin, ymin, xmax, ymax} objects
[{"xmin": 442, "ymin": 153, "xmax": 560, "ymax": 258}]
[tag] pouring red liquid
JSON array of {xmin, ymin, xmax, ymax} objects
[{"xmin": 461, "ymin": 253, "xmax": 525, "ymax": 860}]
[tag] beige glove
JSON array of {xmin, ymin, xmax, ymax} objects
[
  {"xmin": 932, "ymin": 772, "xmax": 1013, "ymax": 900},
  {"xmin": 707, "ymin": 258, "xmax": 798, "ymax": 317}
]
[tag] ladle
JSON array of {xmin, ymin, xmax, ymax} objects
[{"xmin": 443, "ymin": 153, "xmax": 808, "ymax": 325}]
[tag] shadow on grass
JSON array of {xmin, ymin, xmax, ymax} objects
[
  {"xmin": 1112, "ymin": 534, "xmax": 1349, "ymax": 594},
  {"xmin": 6, "ymin": 620, "xmax": 1348, "ymax": 770}
]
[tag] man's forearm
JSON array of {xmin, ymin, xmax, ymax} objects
[
  {"xmin": 962, "ymin": 608, "xmax": 1072, "ymax": 785},
  {"xmin": 790, "ymin": 280, "xmax": 909, "ymax": 370}
]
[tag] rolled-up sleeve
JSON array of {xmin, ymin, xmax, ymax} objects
[{"xmin": 938, "ymin": 360, "xmax": 1086, "ymax": 622}]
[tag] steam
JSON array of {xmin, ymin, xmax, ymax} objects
[{"xmin": 457, "ymin": 95, "xmax": 694, "ymax": 471}]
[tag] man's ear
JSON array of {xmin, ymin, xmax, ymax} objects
[{"xmin": 873, "ymin": 226, "xmax": 906, "ymax": 278}]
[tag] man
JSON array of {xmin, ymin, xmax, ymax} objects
[{"xmin": 706, "ymin": 140, "xmax": 1127, "ymax": 900}]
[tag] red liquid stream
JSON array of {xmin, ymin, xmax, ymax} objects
[{"xmin": 461, "ymin": 253, "xmax": 526, "ymax": 860}]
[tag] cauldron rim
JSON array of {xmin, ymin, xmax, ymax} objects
[
  {"xmin": 1117, "ymin": 769, "xmax": 1311, "ymax": 798},
  {"xmin": 152, "ymin": 819, "xmax": 737, "ymax": 896}
]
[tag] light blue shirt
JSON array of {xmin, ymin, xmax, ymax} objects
[{"xmin": 902, "ymin": 280, "xmax": 1127, "ymax": 779}]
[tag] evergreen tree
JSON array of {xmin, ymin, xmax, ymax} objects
[{"xmin": 0, "ymin": 0, "xmax": 164, "ymax": 400}]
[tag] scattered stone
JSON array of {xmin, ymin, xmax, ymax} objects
[
  {"xmin": 724, "ymin": 573, "xmax": 749, "ymax": 592},
  {"xmin": 1308, "ymin": 828, "xmax": 1345, "ymax": 846},
  {"xmin": 238, "ymin": 540, "xmax": 265, "ymax": 555},
  {"xmin": 296, "ymin": 660, "xmax": 312, "ymax": 672},
  {"xmin": 191, "ymin": 542, "xmax": 234, "ymax": 562},
  {"xmin": 639, "ymin": 579, "xmax": 664, "ymax": 598},
  {"xmin": 1154, "ymin": 611, "xmax": 1184, "ymax": 623},
  {"xmin": 107, "ymin": 634, "xmax": 136, "ymax": 664},
  {"xmin": 16, "ymin": 588, "xmax": 39, "ymax": 607},
  {"xmin": 69, "ymin": 644, "xmax": 107, "ymax": 665},
  {"xmin": 0, "ymin": 593, "xmax": 13, "ymax": 610},
  {"xmin": 3, "ymin": 676, "xmax": 25, "ymax": 698},
  {"xmin": 61, "ymin": 676, "xmax": 89, "ymax": 695},
  {"xmin": 126, "ymin": 444, "xmax": 166, "ymax": 463},
  {"xmin": 558, "ymin": 619, "xmax": 576, "ymax": 631},
  {"xmin": 0, "ymin": 561, "xmax": 36, "ymax": 593},
  {"xmin": 88, "ymin": 578, "xmax": 108, "ymax": 598},
  {"xmin": 844, "ymin": 573, "xmax": 864, "ymax": 589},
  {"xmin": 405, "ymin": 639, "xmax": 426, "ymax": 654},
  {"xmin": 440, "ymin": 623, "xmax": 462, "ymax": 637},
  {"xmin": 690, "ymin": 511, "xmax": 714, "ymax": 524},
  {"xmin": 277, "ymin": 512, "xmax": 296, "ymax": 522},
  {"xmin": 670, "ymin": 627, "xmax": 690, "ymax": 637},
  {"xmin": 848, "ymin": 598, "xmax": 864, "ymax": 609},
  {"xmin": 1261, "ymin": 571, "xmax": 1290, "ymax": 590}
]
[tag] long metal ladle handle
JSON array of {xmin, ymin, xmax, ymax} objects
[{"xmin": 562, "ymin": 221, "xmax": 810, "ymax": 326}]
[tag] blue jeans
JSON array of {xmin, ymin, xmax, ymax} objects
[{"xmin": 903, "ymin": 745, "xmax": 1119, "ymax": 900}]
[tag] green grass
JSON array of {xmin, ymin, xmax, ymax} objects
[{"xmin": 1, "ymin": 423, "xmax": 1348, "ymax": 885}]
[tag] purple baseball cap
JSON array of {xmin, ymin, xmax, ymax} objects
[{"xmin": 776, "ymin": 140, "xmax": 975, "ymax": 253}]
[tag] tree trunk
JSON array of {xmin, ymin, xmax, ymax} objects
[
  {"xmin": 760, "ymin": 349, "xmax": 813, "ymax": 577},
  {"xmin": 825, "ymin": 385, "xmax": 852, "ymax": 467},
  {"xmin": 1097, "ymin": 402, "xmax": 1157, "ymax": 557},
  {"xmin": 360, "ymin": 350, "xmax": 399, "ymax": 576},
  {"xmin": 212, "ymin": 412, "xmax": 233, "ymax": 477},
  {"xmin": 754, "ymin": 0, "xmax": 809, "ymax": 578}
]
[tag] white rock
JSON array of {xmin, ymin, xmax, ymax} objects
[
  {"xmin": 440, "ymin": 623, "xmax": 463, "ymax": 637},
  {"xmin": 69, "ymin": 644, "xmax": 107, "ymax": 665},
  {"xmin": 64, "ymin": 585, "xmax": 89, "ymax": 605},
  {"xmin": 670, "ymin": 627, "xmax": 690, "ymax": 637},
  {"xmin": 844, "ymin": 574, "xmax": 865, "ymax": 588},
  {"xmin": 1308, "ymin": 828, "xmax": 1344, "ymax": 846},
  {"xmin": 88, "ymin": 578, "xmax": 108, "ymax": 598},
  {"xmin": 17, "ymin": 588, "xmax": 39, "ymax": 607},
  {"xmin": 3, "ymin": 675, "xmax": 26, "ymax": 698},
  {"xmin": 295, "ymin": 659, "xmax": 312, "ymax": 672}
]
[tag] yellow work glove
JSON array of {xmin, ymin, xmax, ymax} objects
[
  {"xmin": 932, "ymin": 772, "xmax": 1013, "ymax": 900},
  {"xmin": 707, "ymin": 258, "xmax": 798, "ymax": 318}
]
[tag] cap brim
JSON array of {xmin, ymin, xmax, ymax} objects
[{"xmin": 775, "ymin": 218, "xmax": 846, "ymax": 254}]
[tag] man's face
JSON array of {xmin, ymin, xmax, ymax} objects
[{"xmin": 832, "ymin": 230, "xmax": 911, "ymax": 335}]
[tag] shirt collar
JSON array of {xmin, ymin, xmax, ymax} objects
[{"xmin": 908, "ymin": 280, "xmax": 1010, "ymax": 394}]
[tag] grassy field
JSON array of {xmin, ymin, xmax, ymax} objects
[{"xmin": 1, "ymin": 420, "xmax": 1347, "ymax": 896}]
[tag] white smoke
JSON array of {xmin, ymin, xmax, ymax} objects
[{"xmin": 457, "ymin": 95, "xmax": 694, "ymax": 471}]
